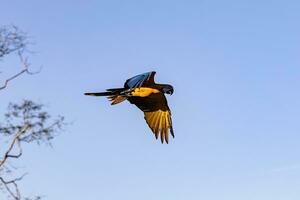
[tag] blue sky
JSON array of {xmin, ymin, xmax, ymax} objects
[{"xmin": 1, "ymin": 0, "xmax": 300, "ymax": 199}]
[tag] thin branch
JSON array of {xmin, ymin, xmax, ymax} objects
[
  {"xmin": 0, "ymin": 173, "xmax": 27, "ymax": 200},
  {"xmin": 0, "ymin": 125, "xmax": 29, "ymax": 168},
  {"xmin": 0, "ymin": 125, "xmax": 29, "ymax": 199},
  {"xmin": 0, "ymin": 68, "xmax": 28, "ymax": 90},
  {"xmin": 0, "ymin": 51, "xmax": 41, "ymax": 91},
  {"xmin": 0, "ymin": 25, "xmax": 27, "ymax": 58},
  {"xmin": 0, "ymin": 176, "xmax": 19, "ymax": 200}
]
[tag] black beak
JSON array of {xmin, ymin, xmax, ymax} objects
[
  {"xmin": 162, "ymin": 84, "xmax": 174, "ymax": 95},
  {"xmin": 166, "ymin": 89, "xmax": 173, "ymax": 95}
]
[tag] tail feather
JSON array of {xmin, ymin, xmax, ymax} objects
[
  {"xmin": 85, "ymin": 88, "xmax": 125, "ymax": 96},
  {"xmin": 85, "ymin": 88, "xmax": 127, "ymax": 105},
  {"xmin": 106, "ymin": 88, "xmax": 124, "ymax": 92},
  {"xmin": 84, "ymin": 92, "xmax": 112, "ymax": 96},
  {"xmin": 108, "ymin": 95, "xmax": 127, "ymax": 105}
]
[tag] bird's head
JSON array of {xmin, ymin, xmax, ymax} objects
[{"xmin": 162, "ymin": 84, "xmax": 174, "ymax": 95}]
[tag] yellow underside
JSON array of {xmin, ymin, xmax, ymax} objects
[{"xmin": 131, "ymin": 87, "xmax": 160, "ymax": 97}]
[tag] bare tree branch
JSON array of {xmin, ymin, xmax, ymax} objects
[
  {"xmin": 0, "ymin": 25, "xmax": 40, "ymax": 91},
  {"xmin": 0, "ymin": 173, "xmax": 27, "ymax": 200},
  {"xmin": 0, "ymin": 25, "xmax": 27, "ymax": 58},
  {"xmin": 0, "ymin": 125, "xmax": 29, "ymax": 168},
  {"xmin": 0, "ymin": 51, "xmax": 41, "ymax": 91},
  {"xmin": 0, "ymin": 25, "xmax": 65, "ymax": 200},
  {"xmin": 0, "ymin": 100, "xmax": 66, "ymax": 199},
  {"xmin": 0, "ymin": 125, "xmax": 29, "ymax": 200}
]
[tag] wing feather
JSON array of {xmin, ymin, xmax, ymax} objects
[
  {"xmin": 153, "ymin": 112, "xmax": 161, "ymax": 138},
  {"xmin": 146, "ymin": 112, "xmax": 157, "ymax": 136},
  {"xmin": 159, "ymin": 113, "xmax": 164, "ymax": 143},
  {"xmin": 147, "ymin": 112, "xmax": 155, "ymax": 125},
  {"xmin": 164, "ymin": 115, "xmax": 169, "ymax": 143},
  {"xmin": 124, "ymin": 71, "xmax": 156, "ymax": 89},
  {"xmin": 128, "ymin": 92, "xmax": 174, "ymax": 143},
  {"xmin": 144, "ymin": 110, "xmax": 174, "ymax": 143}
]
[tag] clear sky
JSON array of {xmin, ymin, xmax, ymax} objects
[{"xmin": 1, "ymin": 0, "xmax": 300, "ymax": 199}]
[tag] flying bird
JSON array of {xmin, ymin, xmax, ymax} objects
[{"xmin": 85, "ymin": 71, "xmax": 174, "ymax": 144}]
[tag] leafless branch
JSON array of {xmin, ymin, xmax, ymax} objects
[
  {"xmin": 0, "ymin": 25, "xmax": 40, "ymax": 91},
  {"xmin": 0, "ymin": 25, "xmax": 27, "ymax": 58},
  {"xmin": 0, "ymin": 173, "xmax": 27, "ymax": 200},
  {"xmin": 0, "ymin": 125, "xmax": 29, "ymax": 200},
  {"xmin": 0, "ymin": 100, "xmax": 65, "ymax": 199},
  {"xmin": 0, "ymin": 25, "xmax": 64, "ymax": 199},
  {"xmin": 0, "ymin": 52, "xmax": 41, "ymax": 91},
  {"xmin": 0, "ymin": 125, "xmax": 29, "ymax": 168}
]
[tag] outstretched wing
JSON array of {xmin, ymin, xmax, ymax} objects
[
  {"xmin": 124, "ymin": 71, "xmax": 156, "ymax": 89},
  {"xmin": 144, "ymin": 110, "xmax": 174, "ymax": 144},
  {"xmin": 127, "ymin": 92, "xmax": 174, "ymax": 143}
]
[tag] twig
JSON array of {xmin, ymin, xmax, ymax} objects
[
  {"xmin": 0, "ymin": 52, "xmax": 41, "ymax": 90},
  {"xmin": 0, "ymin": 125, "xmax": 29, "ymax": 167},
  {"xmin": 0, "ymin": 173, "xmax": 28, "ymax": 200}
]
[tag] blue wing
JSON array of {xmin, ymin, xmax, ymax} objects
[{"xmin": 124, "ymin": 71, "xmax": 156, "ymax": 89}]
